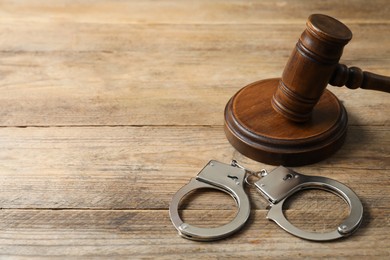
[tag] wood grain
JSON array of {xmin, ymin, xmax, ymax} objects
[
  {"xmin": 0, "ymin": 0, "xmax": 389, "ymax": 24},
  {"xmin": 0, "ymin": 0, "xmax": 389, "ymax": 258},
  {"xmin": 0, "ymin": 209, "xmax": 388, "ymax": 258},
  {"xmin": 0, "ymin": 22, "xmax": 388, "ymax": 127},
  {"xmin": 0, "ymin": 126, "xmax": 388, "ymax": 210}
]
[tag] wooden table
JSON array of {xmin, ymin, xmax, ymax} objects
[{"xmin": 0, "ymin": 1, "xmax": 388, "ymax": 258}]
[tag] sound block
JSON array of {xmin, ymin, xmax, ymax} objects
[{"xmin": 224, "ymin": 78, "xmax": 347, "ymax": 166}]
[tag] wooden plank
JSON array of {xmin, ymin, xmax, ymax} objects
[
  {"xmin": 0, "ymin": 23, "xmax": 388, "ymax": 126},
  {"xmin": 0, "ymin": 126, "xmax": 388, "ymax": 209},
  {"xmin": 0, "ymin": 22, "xmax": 387, "ymax": 59},
  {"xmin": 0, "ymin": 209, "xmax": 388, "ymax": 258},
  {"xmin": 0, "ymin": 0, "xmax": 389, "ymax": 24}
]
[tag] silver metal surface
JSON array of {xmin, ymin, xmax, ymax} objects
[
  {"xmin": 254, "ymin": 166, "xmax": 364, "ymax": 241},
  {"xmin": 169, "ymin": 161, "xmax": 363, "ymax": 242},
  {"xmin": 169, "ymin": 160, "xmax": 250, "ymax": 241}
]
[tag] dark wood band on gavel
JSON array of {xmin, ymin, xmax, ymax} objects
[{"xmin": 272, "ymin": 14, "xmax": 390, "ymax": 122}]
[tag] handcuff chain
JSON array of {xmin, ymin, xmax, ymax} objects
[{"xmin": 230, "ymin": 160, "xmax": 267, "ymax": 186}]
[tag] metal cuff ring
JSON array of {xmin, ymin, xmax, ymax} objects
[
  {"xmin": 169, "ymin": 161, "xmax": 251, "ymax": 241},
  {"xmin": 254, "ymin": 166, "xmax": 364, "ymax": 241}
]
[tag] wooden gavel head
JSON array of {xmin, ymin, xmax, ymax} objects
[
  {"xmin": 224, "ymin": 14, "xmax": 390, "ymax": 166},
  {"xmin": 272, "ymin": 14, "xmax": 352, "ymax": 122},
  {"xmin": 272, "ymin": 14, "xmax": 390, "ymax": 122}
]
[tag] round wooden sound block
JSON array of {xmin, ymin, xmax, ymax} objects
[{"xmin": 224, "ymin": 78, "xmax": 348, "ymax": 166}]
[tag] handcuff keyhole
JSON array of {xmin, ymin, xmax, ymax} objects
[
  {"xmin": 227, "ymin": 175, "xmax": 238, "ymax": 181},
  {"xmin": 283, "ymin": 173, "xmax": 294, "ymax": 180}
]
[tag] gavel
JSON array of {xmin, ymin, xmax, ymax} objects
[
  {"xmin": 224, "ymin": 14, "xmax": 389, "ymax": 166},
  {"xmin": 272, "ymin": 14, "xmax": 390, "ymax": 122}
]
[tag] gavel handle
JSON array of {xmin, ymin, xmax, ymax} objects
[{"xmin": 330, "ymin": 63, "xmax": 390, "ymax": 93}]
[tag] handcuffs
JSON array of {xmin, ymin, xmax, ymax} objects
[{"xmin": 169, "ymin": 160, "xmax": 363, "ymax": 241}]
